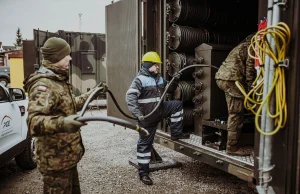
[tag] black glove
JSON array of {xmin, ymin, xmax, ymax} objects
[{"xmin": 61, "ymin": 115, "xmax": 86, "ymax": 133}]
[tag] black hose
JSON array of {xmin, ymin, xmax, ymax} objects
[
  {"xmin": 77, "ymin": 89, "xmax": 149, "ymax": 136},
  {"xmin": 76, "ymin": 116, "xmax": 149, "ymax": 137},
  {"xmin": 77, "ymin": 116, "xmax": 136, "ymax": 129},
  {"xmin": 79, "ymin": 87, "xmax": 137, "ymax": 120},
  {"xmin": 107, "ymin": 90, "xmax": 137, "ymax": 120},
  {"xmin": 79, "ymin": 87, "xmax": 103, "ymax": 117},
  {"xmin": 80, "ymin": 64, "xmax": 219, "ymax": 122},
  {"xmin": 143, "ymin": 64, "xmax": 219, "ymax": 119}
]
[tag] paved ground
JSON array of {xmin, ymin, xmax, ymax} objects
[{"xmin": 0, "ymin": 109, "xmax": 256, "ymax": 194}]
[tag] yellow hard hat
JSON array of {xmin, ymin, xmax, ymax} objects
[{"xmin": 142, "ymin": 51, "xmax": 162, "ymax": 64}]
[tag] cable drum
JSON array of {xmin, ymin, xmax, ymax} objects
[
  {"xmin": 174, "ymin": 81, "xmax": 195, "ymax": 103},
  {"xmin": 168, "ymin": 0, "xmax": 240, "ymax": 29},
  {"xmin": 205, "ymin": 4, "xmax": 238, "ymax": 30},
  {"xmin": 185, "ymin": 55, "xmax": 197, "ymax": 67},
  {"xmin": 182, "ymin": 107, "xmax": 195, "ymax": 127},
  {"xmin": 167, "ymin": 52, "xmax": 196, "ymax": 77},
  {"xmin": 168, "ymin": 0, "xmax": 209, "ymax": 25},
  {"xmin": 168, "ymin": 24, "xmax": 210, "ymax": 51},
  {"xmin": 168, "ymin": 24, "xmax": 240, "ymax": 51}
]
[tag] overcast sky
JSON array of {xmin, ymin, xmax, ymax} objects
[{"xmin": 0, "ymin": 0, "xmax": 113, "ymax": 45}]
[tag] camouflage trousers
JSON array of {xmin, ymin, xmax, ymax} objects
[
  {"xmin": 216, "ymin": 80, "xmax": 244, "ymax": 147},
  {"xmin": 40, "ymin": 166, "xmax": 81, "ymax": 194}
]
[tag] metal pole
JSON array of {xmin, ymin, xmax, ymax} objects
[
  {"xmin": 263, "ymin": 0, "xmax": 280, "ymax": 192},
  {"xmin": 257, "ymin": 0, "xmax": 281, "ymax": 193},
  {"xmin": 258, "ymin": 0, "xmax": 273, "ymax": 189},
  {"xmin": 79, "ymin": 13, "xmax": 82, "ymax": 32}
]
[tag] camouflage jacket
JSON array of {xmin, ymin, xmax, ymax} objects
[
  {"xmin": 215, "ymin": 36, "xmax": 256, "ymax": 88},
  {"xmin": 24, "ymin": 61, "xmax": 90, "ymax": 172}
]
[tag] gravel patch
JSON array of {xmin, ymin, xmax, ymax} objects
[{"xmin": 0, "ymin": 109, "xmax": 255, "ymax": 194}]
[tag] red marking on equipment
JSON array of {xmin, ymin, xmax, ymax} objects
[{"xmin": 255, "ymin": 19, "xmax": 267, "ymax": 67}]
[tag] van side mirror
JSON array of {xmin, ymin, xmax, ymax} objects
[{"xmin": 8, "ymin": 88, "xmax": 26, "ymax": 101}]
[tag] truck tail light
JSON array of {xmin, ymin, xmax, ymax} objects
[{"xmin": 19, "ymin": 106, "xmax": 26, "ymax": 116}]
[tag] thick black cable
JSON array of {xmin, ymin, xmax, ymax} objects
[
  {"xmin": 77, "ymin": 91, "xmax": 149, "ymax": 136},
  {"xmin": 80, "ymin": 64, "xmax": 219, "ymax": 121},
  {"xmin": 77, "ymin": 116, "xmax": 137, "ymax": 129},
  {"xmin": 107, "ymin": 90, "xmax": 137, "ymax": 120},
  {"xmin": 76, "ymin": 116, "xmax": 149, "ymax": 137},
  {"xmin": 79, "ymin": 87, "xmax": 103, "ymax": 117},
  {"xmin": 177, "ymin": 81, "xmax": 195, "ymax": 102},
  {"xmin": 143, "ymin": 64, "xmax": 219, "ymax": 119}
]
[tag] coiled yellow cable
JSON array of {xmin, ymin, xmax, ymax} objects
[{"xmin": 235, "ymin": 22, "xmax": 290, "ymax": 136}]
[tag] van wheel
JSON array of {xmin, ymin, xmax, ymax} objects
[
  {"xmin": 0, "ymin": 78, "xmax": 8, "ymax": 87},
  {"xmin": 15, "ymin": 136, "xmax": 37, "ymax": 170}
]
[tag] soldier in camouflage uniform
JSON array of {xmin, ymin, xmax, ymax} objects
[
  {"xmin": 24, "ymin": 37, "xmax": 106, "ymax": 194},
  {"xmin": 215, "ymin": 34, "xmax": 256, "ymax": 156}
]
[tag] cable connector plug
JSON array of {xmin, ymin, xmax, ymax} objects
[
  {"xmin": 136, "ymin": 125, "xmax": 149, "ymax": 137},
  {"xmin": 138, "ymin": 116, "xmax": 145, "ymax": 121},
  {"xmin": 172, "ymin": 72, "xmax": 182, "ymax": 79}
]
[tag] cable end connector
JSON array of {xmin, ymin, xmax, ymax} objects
[
  {"xmin": 136, "ymin": 125, "xmax": 149, "ymax": 137},
  {"xmin": 172, "ymin": 72, "xmax": 182, "ymax": 79},
  {"xmin": 138, "ymin": 116, "xmax": 145, "ymax": 121}
]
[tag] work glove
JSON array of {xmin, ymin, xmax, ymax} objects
[
  {"xmin": 61, "ymin": 114, "xmax": 86, "ymax": 133},
  {"xmin": 95, "ymin": 82, "xmax": 108, "ymax": 93},
  {"xmin": 89, "ymin": 82, "xmax": 108, "ymax": 101}
]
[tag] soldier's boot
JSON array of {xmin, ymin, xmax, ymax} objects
[
  {"xmin": 226, "ymin": 145, "xmax": 251, "ymax": 156},
  {"xmin": 226, "ymin": 134, "xmax": 250, "ymax": 156}
]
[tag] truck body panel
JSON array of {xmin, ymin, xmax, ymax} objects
[
  {"xmin": 106, "ymin": 0, "xmax": 300, "ymax": 193},
  {"xmin": 32, "ymin": 29, "xmax": 106, "ymax": 95},
  {"xmin": 106, "ymin": 0, "xmax": 141, "ymax": 121}
]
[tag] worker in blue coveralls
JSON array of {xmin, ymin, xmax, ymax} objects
[{"xmin": 126, "ymin": 51, "xmax": 190, "ymax": 185}]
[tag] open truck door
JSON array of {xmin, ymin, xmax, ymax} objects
[{"xmin": 105, "ymin": 0, "xmax": 142, "ymax": 121}]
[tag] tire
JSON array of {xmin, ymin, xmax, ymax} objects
[
  {"xmin": 15, "ymin": 136, "xmax": 37, "ymax": 170},
  {"xmin": 0, "ymin": 77, "xmax": 9, "ymax": 87}
]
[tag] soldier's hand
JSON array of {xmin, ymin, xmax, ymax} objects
[
  {"xmin": 95, "ymin": 82, "xmax": 108, "ymax": 93},
  {"xmin": 62, "ymin": 114, "xmax": 86, "ymax": 133},
  {"xmin": 89, "ymin": 82, "xmax": 108, "ymax": 101}
]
